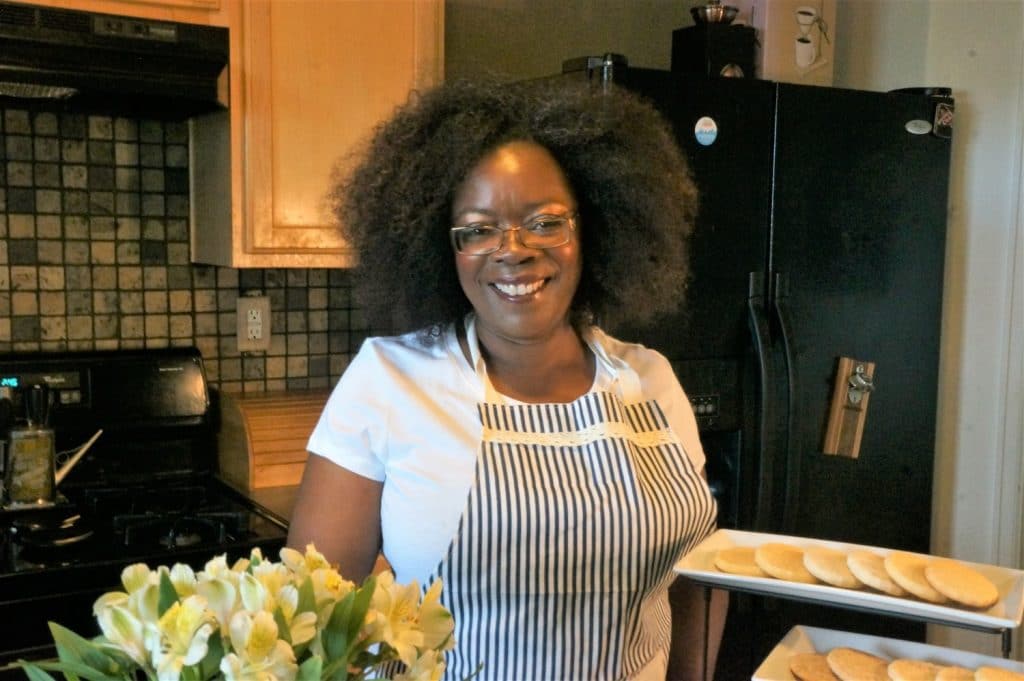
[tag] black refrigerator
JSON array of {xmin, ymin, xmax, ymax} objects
[{"xmin": 558, "ymin": 59, "xmax": 954, "ymax": 678}]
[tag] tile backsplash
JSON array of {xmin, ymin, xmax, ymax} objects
[{"xmin": 0, "ymin": 106, "xmax": 368, "ymax": 394}]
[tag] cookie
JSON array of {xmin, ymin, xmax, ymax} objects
[
  {"xmin": 790, "ymin": 652, "xmax": 839, "ymax": 681},
  {"xmin": 925, "ymin": 558, "xmax": 1000, "ymax": 609},
  {"xmin": 714, "ymin": 546, "xmax": 768, "ymax": 577},
  {"xmin": 825, "ymin": 647, "xmax": 889, "ymax": 681},
  {"xmin": 884, "ymin": 551, "xmax": 948, "ymax": 604},
  {"xmin": 754, "ymin": 542, "xmax": 818, "ymax": 584},
  {"xmin": 803, "ymin": 546, "xmax": 863, "ymax": 589},
  {"xmin": 887, "ymin": 658, "xmax": 940, "ymax": 680},
  {"xmin": 975, "ymin": 667, "xmax": 1024, "ymax": 681},
  {"xmin": 935, "ymin": 666, "xmax": 977, "ymax": 681},
  {"xmin": 847, "ymin": 549, "xmax": 907, "ymax": 597}
]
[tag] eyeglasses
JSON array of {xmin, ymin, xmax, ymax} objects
[{"xmin": 450, "ymin": 212, "xmax": 577, "ymax": 256}]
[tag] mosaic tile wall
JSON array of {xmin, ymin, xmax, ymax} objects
[{"xmin": 0, "ymin": 106, "xmax": 369, "ymax": 394}]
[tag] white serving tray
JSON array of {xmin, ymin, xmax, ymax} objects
[
  {"xmin": 674, "ymin": 529, "xmax": 1024, "ymax": 630},
  {"xmin": 752, "ymin": 625, "xmax": 1024, "ymax": 681}
]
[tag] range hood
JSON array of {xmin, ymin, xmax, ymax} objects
[{"xmin": 0, "ymin": 1, "xmax": 228, "ymax": 120}]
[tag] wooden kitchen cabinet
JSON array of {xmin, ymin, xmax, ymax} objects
[{"xmin": 191, "ymin": 0, "xmax": 444, "ymax": 268}]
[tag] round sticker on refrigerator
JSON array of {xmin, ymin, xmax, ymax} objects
[{"xmin": 694, "ymin": 116, "xmax": 718, "ymax": 146}]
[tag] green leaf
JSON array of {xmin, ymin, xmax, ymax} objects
[
  {"xmin": 20, "ymin": 657, "xmax": 126, "ymax": 681},
  {"xmin": 14, "ymin": 662, "xmax": 58, "ymax": 681},
  {"xmin": 197, "ymin": 630, "xmax": 225, "ymax": 680},
  {"xmin": 49, "ymin": 623, "xmax": 122, "ymax": 676},
  {"xmin": 157, "ymin": 570, "xmax": 179, "ymax": 616},
  {"xmin": 297, "ymin": 576, "xmax": 317, "ymax": 614},
  {"xmin": 322, "ymin": 593, "xmax": 354, "ymax": 661},
  {"xmin": 296, "ymin": 655, "xmax": 323, "ymax": 681},
  {"xmin": 273, "ymin": 607, "xmax": 291, "ymax": 645},
  {"xmin": 344, "ymin": 577, "xmax": 375, "ymax": 653},
  {"xmin": 319, "ymin": 656, "xmax": 350, "ymax": 681}
]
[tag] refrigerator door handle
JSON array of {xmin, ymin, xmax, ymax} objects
[
  {"xmin": 773, "ymin": 272, "xmax": 799, "ymax": 535},
  {"xmin": 748, "ymin": 272, "xmax": 775, "ymax": 532}
]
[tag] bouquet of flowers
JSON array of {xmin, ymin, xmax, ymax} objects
[{"xmin": 18, "ymin": 544, "xmax": 456, "ymax": 681}]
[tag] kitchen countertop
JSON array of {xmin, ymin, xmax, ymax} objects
[{"xmin": 247, "ymin": 485, "xmax": 299, "ymax": 526}]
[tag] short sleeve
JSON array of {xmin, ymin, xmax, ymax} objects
[{"xmin": 306, "ymin": 342, "xmax": 391, "ymax": 482}]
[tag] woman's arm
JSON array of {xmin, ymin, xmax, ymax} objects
[
  {"xmin": 287, "ymin": 453, "xmax": 384, "ymax": 583},
  {"xmin": 666, "ymin": 578, "xmax": 728, "ymax": 681}
]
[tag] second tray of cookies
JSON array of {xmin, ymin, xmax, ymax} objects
[{"xmin": 674, "ymin": 529, "xmax": 1024, "ymax": 631}]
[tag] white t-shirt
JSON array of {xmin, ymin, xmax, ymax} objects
[{"xmin": 306, "ymin": 318, "xmax": 706, "ymax": 585}]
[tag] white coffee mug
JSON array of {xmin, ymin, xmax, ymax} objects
[
  {"xmin": 795, "ymin": 6, "xmax": 818, "ymax": 29},
  {"xmin": 795, "ymin": 36, "xmax": 816, "ymax": 67}
]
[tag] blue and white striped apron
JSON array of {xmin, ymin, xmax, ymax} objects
[{"xmin": 431, "ymin": 325, "xmax": 718, "ymax": 681}]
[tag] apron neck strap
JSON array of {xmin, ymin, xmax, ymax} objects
[{"xmin": 464, "ymin": 314, "xmax": 643, "ymax": 405}]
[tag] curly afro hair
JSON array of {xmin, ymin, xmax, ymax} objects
[{"xmin": 332, "ymin": 77, "xmax": 698, "ymax": 335}]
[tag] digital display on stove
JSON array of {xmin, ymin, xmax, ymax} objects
[{"xmin": 1, "ymin": 376, "xmax": 18, "ymax": 387}]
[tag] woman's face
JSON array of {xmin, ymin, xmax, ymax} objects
[{"xmin": 451, "ymin": 140, "xmax": 582, "ymax": 347}]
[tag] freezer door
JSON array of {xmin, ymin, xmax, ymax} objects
[
  {"xmin": 769, "ymin": 84, "xmax": 951, "ymax": 553},
  {"xmin": 604, "ymin": 73, "xmax": 776, "ymax": 363}
]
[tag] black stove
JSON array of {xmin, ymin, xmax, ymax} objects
[{"xmin": 0, "ymin": 348, "xmax": 288, "ymax": 674}]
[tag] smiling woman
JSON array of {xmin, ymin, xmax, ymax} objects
[{"xmin": 288, "ymin": 78, "xmax": 727, "ymax": 681}]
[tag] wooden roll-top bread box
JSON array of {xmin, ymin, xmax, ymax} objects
[{"xmin": 217, "ymin": 390, "xmax": 329, "ymax": 491}]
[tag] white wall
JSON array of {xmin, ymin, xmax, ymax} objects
[{"xmin": 834, "ymin": 0, "xmax": 1024, "ymax": 658}]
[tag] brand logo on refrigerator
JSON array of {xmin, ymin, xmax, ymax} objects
[{"xmin": 694, "ymin": 116, "xmax": 718, "ymax": 146}]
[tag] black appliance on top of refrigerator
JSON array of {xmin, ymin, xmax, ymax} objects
[{"xmin": 556, "ymin": 56, "xmax": 953, "ymax": 678}]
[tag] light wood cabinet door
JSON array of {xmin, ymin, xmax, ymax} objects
[{"xmin": 191, "ymin": 0, "xmax": 443, "ymax": 268}]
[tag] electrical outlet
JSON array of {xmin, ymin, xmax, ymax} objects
[{"xmin": 237, "ymin": 295, "xmax": 271, "ymax": 352}]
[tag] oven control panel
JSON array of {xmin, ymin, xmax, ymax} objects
[{"xmin": 0, "ymin": 369, "xmax": 87, "ymax": 413}]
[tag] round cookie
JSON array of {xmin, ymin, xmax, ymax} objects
[
  {"xmin": 754, "ymin": 542, "xmax": 818, "ymax": 584},
  {"xmin": 975, "ymin": 667, "xmax": 1024, "ymax": 681},
  {"xmin": 884, "ymin": 551, "xmax": 948, "ymax": 604},
  {"xmin": 825, "ymin": 647, "xmax": 889, "ymax": 681},
  {"xmin": 925, "ymin": 558, "xmax": 1000, "ymax": 609},
  {"xmin": 714, "ymin": 546, "xmax": 767, "ymax": 577},
  {"xmin": 803, "ymin": 546, "xmax": 863, "ymax": 589},
  {"xmin": 935, "ymin": 667, "xmax": 977, "ymax": 681},
  {"xmin": 847, "ymin": 549, "xmax": 907, "ymax": 597},
  {"xmin": 790, "ymin": 652, "xmax": 840, "ymax": 681},
  {"xmin": 887, "ymin": 658, "xmax": 940, "ymax": 680}
]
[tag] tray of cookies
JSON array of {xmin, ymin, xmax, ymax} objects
[
  {"xmin": 753, "ymin": 625, "xmax": 1024, "ymax": 680},
  {"xmin": 674, "ymin": 529, "xmax": 1024, "ymax": 630}
]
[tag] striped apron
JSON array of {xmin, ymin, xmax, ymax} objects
[{"xmin": 431, "ymin": 325, "xmax": 718, "ymax": 681}]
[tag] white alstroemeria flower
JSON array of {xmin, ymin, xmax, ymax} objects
[
  {"xmin": 309, "ymin": 567, "xmax": 354, "ymax": 610},
  {"xmin": 96, "ymin": 604, "xmax": 150, "ymax": 667},
  {"xmin": 148, "ymin": 594, "xmax": 215, "ymax": 681},
  {"xmin": 120, "ymin": 563, "xmax": 153, "ymax": 594},
  {"xmin": 251, "ymin": 559, "xmax": 293, "ymax": 603},
  {"xmin": 200, "ymin": 553, "xmax": 233, "ymax": 580},
  {"xmin": 275, "ymin": 584, "xmax": 316, "ymax": 647},
  {"xmin": 393, "ymin": 649, "xmax": 446, "ymax": 681},
  {"xmin": 93, "ymin": 590, "xmax": 129, "ymax": 616},
  {"xmin": 128, "ymin": 579, "xmax": 163, "ymax": 625},
  {"xmin": 168, "ymin": 563, "xmax": 197, "ymax": 597},
  {"xmin": 195, "ymin": 575, "xmax": 238, "ymax": 637},
  {"xmin": 369, "ymin": 572, "xmax": 425, "ymax": 666},
  {"xmin": 279, "ymin": 544, "xmax": 332, "ymax": 581},
  {"xmin": 239, "ymin": 570, "xmax": 271, "ymax": 613},
  {"xmin": 418, "ymin": 580, "xmax": 455, "ymax": 652},
  {"xmin": 220, "ymin": 610, "xmax": 297, "ymax": 681}
]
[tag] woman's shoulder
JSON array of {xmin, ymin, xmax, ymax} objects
[
  {"xmin": 343, "ymin": 322, "xmax": 470, "ymax": 387},
  {"xmin": 589, "ymin": 326, "xmax": 673, "ymax": 374}
]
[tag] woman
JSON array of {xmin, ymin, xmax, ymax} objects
[{"xmin": 288, "ymin": 78, "xmax": 727, "ymax": 681}]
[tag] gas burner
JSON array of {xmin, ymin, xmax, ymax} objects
[
  {"xmin": 5, "ymin": 508, "xmax": 96, "ymax": 569},
  {"xmin": 113, "ymin": 508, "xmax": 249, "ymax": 551}
]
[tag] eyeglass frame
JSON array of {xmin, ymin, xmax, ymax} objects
[{"xmin": 449, "ymin": 211, "xmax": 578, "ymax": 256}]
